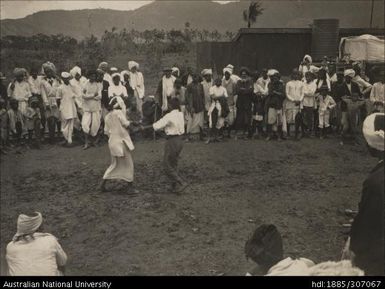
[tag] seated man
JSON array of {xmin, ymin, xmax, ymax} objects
[{"xmin": 6, "ymin": 212, "xmax": 67, "ymax": 276}]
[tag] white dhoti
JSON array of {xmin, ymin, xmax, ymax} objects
[
  {"xmin": 103, "ymin": 144, "xmax": 134, "ymax": 182},
  {"xmin": 82, "ymin": 111, "xmax": 101, "ymax": 136},
  {"xmin": 318, "ymin": 110, "xmax": 331, "ymax": 128},
  {"xmin": 186, "ymin": 111, "xmax": 204, "ymax": 134},
  {"xmin": 134, "ymin": 91, "xmax": 143, "ymax": 117},
  {"xmin": 226, "ymin": 105, "xmax": 236, "ymax": 126},
  {"xmin": 61, "ymin": 118, "xmax": 74, "ymax": 144},
  {"xmin": 18, "ymin": 100, "xmax": 28, "ymax": 117}
]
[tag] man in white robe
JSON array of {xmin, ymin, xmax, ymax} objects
[
  {"xmin": 128, "ymin": 61, "xmax": 145, "ymax": 117},
  {"xmin": 57, "ymin": 72, "xmax": 77, "ymax": 146}
]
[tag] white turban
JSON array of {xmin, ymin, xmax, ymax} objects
[
  {"xmin": 111, "ymin": 73, "xmax": 121, "ymax": 80},
  {"xmin": 344, "ymin": 69, "xmax": 355, "ymax": 78},
  {"xmin": 42, "ymin": 62, "xmax": 56, "ymax": 74},
  {"xmin": 13, "ymin": 212, "xmax": 43, "ymax": 241},
  {"xmin": 110, "ymin": 67, "xmax": 118, "ymax": 73},
  {"xmin": 172, "ymin": 67, "xmax": 180, "ymax": 76},
  {"xmin": 267, "ymin": 69, "xmax": 279, "ymax": 76},
  {"xmin": 98, "ymin": 62, "xmax": 108, "ymax": 71},
  {"xmin": 223, "ymin": 67, "xmax": 232, "ymax": 75},
  {"xmin": 61, "ymin": 72, "xmax": 71, "ymax": 78},
  {"xmin": 303, "ymin": 54, "xmax": 313, "ymax": 64},
  {"xmin": 109, "ymin": 96, "xmax": 125, "ymax": 109},
  {"xmin": 13, "ymin": 68, "xmax": 26, "ymax": 77},
  {"xmin": 128, "ymin": 61, "xmax": 139, "ymax": 70},
  {"xmin": 120, "ymin": 70, "xmax": 130, "ymax": 79},
  {"xmin": 201, "ymin": 68, "xmax": 213, "ymax": 76},
  {"xmin": 226, "ymin": 64, "xmax": 234, "ymax": 70},
  {"xmin": 70, "ymin": 66, "xmax": 81, "ymax": 78},
  {"xmin": 362, "ymin": 113, "xmax": 384, "ymax": 151}
]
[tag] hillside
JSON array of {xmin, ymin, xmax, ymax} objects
[{"xmin": 1, "ymin": 0, "xmax": 384, "ymax": 39}]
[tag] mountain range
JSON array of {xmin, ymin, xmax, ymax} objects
[{"xmin": 1, "ymin": 0, "xmax": 384, "ymax": 39}]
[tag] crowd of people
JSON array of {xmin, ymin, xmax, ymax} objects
[{"xmin": 0, "ymin": 55, "xmax": 384, "ymax": 154}]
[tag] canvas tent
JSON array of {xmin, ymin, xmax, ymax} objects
[{"xmin": 339, "ymin": 34, "xmax": 385, "ymax": 62}]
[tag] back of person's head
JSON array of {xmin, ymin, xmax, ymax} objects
[
  {"xmin": 305, "ymin": 71, "xmax": 313, "ymax": 82},
  {"xmin": 13, "ymin": 211, "xmax": 43, "ymax": 242},
  {"xmin": 363, "ymin": 113, "xmax": 385, "ymax": 157},
  {"xmin": 169, "ymin": 97, "xmax": 181, "ymax": 111},
  {"xmin": 245, "ymin": 224, "xmax": 283, "ymax": 269}
]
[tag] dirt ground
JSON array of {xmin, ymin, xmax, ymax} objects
[{"xmin": 0, "ymin": 136, "xmax": 375, "ymax": 276}]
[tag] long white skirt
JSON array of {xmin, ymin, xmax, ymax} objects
[
  {"xmin": 103, "ymin": 144, "xmax": 134, "ymax": 182},
  {"xmin": 61, "ymin": 118, "xmax": 74, "ymax": 144}
]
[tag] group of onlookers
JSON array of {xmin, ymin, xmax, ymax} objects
[{"xmin": 0, "ymin": 55, "xmax": 384, "ymax": 153}]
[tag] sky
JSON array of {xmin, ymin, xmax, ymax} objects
[{"xmin": 0, "ymin": 0, "xmax": 237, "ymax": 20}]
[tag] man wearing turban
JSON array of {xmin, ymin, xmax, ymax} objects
[
  {"xmin": 344, "ymin": 113, "xmax": 384, "ymax": 276},
  {"xmin": 6, "ymin": 212, "xmax": 67, "ymax": 276},
  {"xmin": 98, "ymin": 61, "xmax": 112, "ymax": 85},
  {"xmin": 57, "ymin": 72, "xmax": 78, "ymax": 146},
  {"xmin": 339, "ymin": 69, "xmax": 364, "ymax": 145},
  {"xmin": 299, "ymin": 54, "xmax": 319, "ymax": 79},
  {"xmin": 156, "ymin": 67, "xmax": 176, "ymax": 114},
  {"xmin": 222, "ymin": 66, "xmax": 238, "ymax": 136},
  {"xmin": 69, "ymin": 65, "xmax": 87, "ymax": 114},
  {"xmin": 128, "ymin": 61, "xmax": 145, "ymax": 116},
  {"xmin": 201, "ymin": 68, "xmax": 213, "ymax": 113},
  {"xmin": 171, "ymin": 67, "xmax": 180, "ymax": 78},
  {"xmin": 7, "ymin": 68, "xmax": 32, "ymax": 116},
  {"xmin": 40, "ymin": 61, "xmax": 62, "ymax": 144}
]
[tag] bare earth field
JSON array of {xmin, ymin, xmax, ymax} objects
[{"xmin": 0, "ymin": 137, "xmax": 375, "ymax": 275}]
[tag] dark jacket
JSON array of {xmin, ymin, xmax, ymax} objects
[
  {"xmin": 100, "ymin": 80, "xmax": 110, "ymax": 109},
  {"xmin": 186, "ymin": 82, "xmax": 205, "ymax": 114},
  {"xmin": 350, "ymin": 161, "xmax": 384, "ymax": 276},
  {"xmin": 265, "ymin": 81, "xmax": 285, "ymax": 110},
  {"xmin": 335, "ymin": 81, "xmax": 362, "ymax": 111},
  {"xmin": 235, "ymin": 79, "xmax": 253, "ymax": 111}
]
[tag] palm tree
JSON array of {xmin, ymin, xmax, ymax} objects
[{"xmin": 243, "ymin": 1, "xmax": 264, "ymax": 28}]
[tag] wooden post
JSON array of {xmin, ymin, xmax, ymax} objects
[{"xmin": 370, "ymin": 0, "xmax": 374, "ymax": 28}]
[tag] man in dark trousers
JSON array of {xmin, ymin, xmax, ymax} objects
[{"xmin": 347, "ymin": 112, "xmax": 384, "ymax": 276}]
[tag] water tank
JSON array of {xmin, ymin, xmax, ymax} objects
[{"xmin": 311, "ymin": 19, "xmax": 340, "ymax": 61}]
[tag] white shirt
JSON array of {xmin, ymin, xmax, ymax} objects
[
  {"xmin": 41, "ymin": 77, "xmax": 61, "ymax": 107},
  {"xmin": 82, "ymin": 81, "xmax": 102, "ymax": 112},
  {"xmin": 28, "ymin": 76, "xmax": 43, "ymax": 95},
  {"xmin": 56, "ymin": 84, "xmax": 77, "ymax": 119},
  {"xmin": 104, "ymin": 109, "xmax": 134, "ymax": 155},
  {"xmin": 285, "ymin": 80, "xmax": 304, "ymax": 109},
  {"xmin": 70, "ymin": 77, "xmax": 88, "ymax": 108},
  {"xmin": 209, "ymin": 85, "xmax": 228, "ymax": 98},
  {"xmin": 318, "ymin": 94, "xmax": 336, "ymax": 112},
  {"xmin": 129, "ymin": 71, "xmax": 145, "ymax": 99},
  {"xmin": 253, "ymin": 82, "xmax": 268, "ymax": 95},
  {"xmin": 256, "ymin": 77, "xmax": 269, "ymax": 91},
  {"xmin": 370, "ymin": 82, "xmax": 385, "ymax": 103},
  {"xmin": 6, "ymin": 233, "xmax": 67, "ymax": 276},
  {"xmin": 8, "ymin": 81, "xmax": 31, "ymax": 102},
  {"xmin": 153, "ymin": 109, "xmax": 185, "ymax": 136},
  {"xmin": 302, "ymin": 80, "xmax": 317, "ymax": 108},
  {"xmin": 108, "ymin": 84, "xmax": 128, "ymax": 99},
  {"xmin": 162, "ymin": 76, "xmax": 175, "ymax": 97}
]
